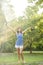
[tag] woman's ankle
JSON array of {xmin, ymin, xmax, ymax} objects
[
  {"xmin": 22, "ymin": 60, "xmax": 26, "ymax": 63},
  {"xmin": 18, "ymin": 60, "xmax": 20, "ymax": 63}
]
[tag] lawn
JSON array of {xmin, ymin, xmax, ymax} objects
[{"xmin": 0, "ymin": 52, "xmax": 43, "ymax": 65}]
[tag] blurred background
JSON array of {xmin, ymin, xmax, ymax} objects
[{"xmin": 0, "ymin": 0, "xmax": 43, "ymax": 53}]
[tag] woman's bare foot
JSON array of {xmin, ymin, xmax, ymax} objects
[
  {"xmin": 22, "ymin": 60, "xmax": 26, "ymax": 63},
  {"xmin": 18, "ymin": 61, "xmax": 20, "ymax": 63}
]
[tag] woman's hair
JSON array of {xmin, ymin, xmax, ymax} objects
[
  {"xmin": 17, "ymin": 27, "xmax": 22, "ymax": 33},
  {"xmin": 17, "ymin": 30, "xmax": 19, "ymax": 33}
]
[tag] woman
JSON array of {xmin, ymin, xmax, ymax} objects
[
  {"xmin": 8, "ymin": 25, "xmax": 29, "ymax": 63},
  {"xmin": 15, "ymin": 28, "xmax": 25, "ymax": 63}
]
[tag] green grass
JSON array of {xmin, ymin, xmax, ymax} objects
[
  {"xmin": 24, "ymin": 53, "xmax": 43, "ymax": 63},
  {"xmin": 0, "ymin": 53, "xmax": 43, "ymax": 64}
]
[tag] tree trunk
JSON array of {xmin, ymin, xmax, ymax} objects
[{"xmin": 30, "ymin": 43, "xmax": 32, "ymax": 54}]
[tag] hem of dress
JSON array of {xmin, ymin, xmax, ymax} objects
[{"xmin": 15, "ymin": 45, "xmax": 23, "ymax": 48}]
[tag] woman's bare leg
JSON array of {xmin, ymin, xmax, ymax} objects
[
  {"xmin": 20, "ymin": 48, "xmax": 24, "ymax": 61},
  {"xmin": 17, "ymin": 48, "xmax": 20, "ymax": 62}
]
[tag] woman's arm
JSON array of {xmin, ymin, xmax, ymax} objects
[
  {"xmin": 7, "ymin": 25, "xmax": 16, "ymax": 33},
  {"xmin": 22, "ymin": 27, "xmax": 29, "ymax": 34}
]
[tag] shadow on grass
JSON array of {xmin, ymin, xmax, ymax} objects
[{"xmin": 0, "ymin": 62, "xmax": 43, "ymax": 65}]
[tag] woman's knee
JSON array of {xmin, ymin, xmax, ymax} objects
[{"xmin": 17, "ymin": 48, "xmax": 20, "ymax": 54}]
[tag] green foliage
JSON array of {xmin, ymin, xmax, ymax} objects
[
  {"xmin": 36, "ymin": 0, "xmax": 43, "ymax": 5},
  {"xmin": 0, "ymin": 0, "xmax": 43, "ymax": 52}
]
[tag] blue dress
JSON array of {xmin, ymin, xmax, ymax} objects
[{"xmin": 15, "ymin": 33, "xmax": 23, "ymax": 46}]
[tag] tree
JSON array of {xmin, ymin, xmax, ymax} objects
[{"xmin": 0, "ymin": 0, "xmax": 43, "ymax": 53}]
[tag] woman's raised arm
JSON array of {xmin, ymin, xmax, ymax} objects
[
  {"xmin": 22, "ymin": 27, "xmax": 29, "ymax": 34},
  {"xmin": 7, "ymin": 25, "xmax": 16, "ymax": 33}
]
